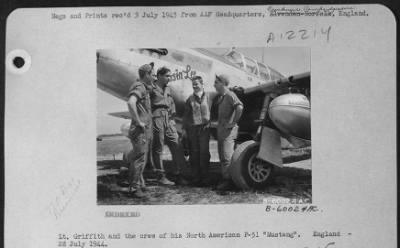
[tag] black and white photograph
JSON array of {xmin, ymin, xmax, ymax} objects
[
  {"xmin": 96, "ymin": 47, "xmax": 311, "ymax": 204},
  {"xmin": 4, "ymin": 4, "xmax": 396, "ymax": 248}
]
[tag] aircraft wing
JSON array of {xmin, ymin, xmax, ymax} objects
[
  {"xmin": 233, "ymin": 72, "xmax": 310, "ymax": 95},
  {"xmin": 108, "ymin": 112, "xmax": 184, "ymax": 131},
  {"xmin": 108, "ymin": 111, "xmax": 131, "ymax": 119}
]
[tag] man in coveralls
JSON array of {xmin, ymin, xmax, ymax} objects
[
  {"xmin": 151, "ymin": 66, "xmax": 189, "ymax": 185},
  {"xmin": 126, "ymin": 63, "xmax": 154, "ymax": 198},
  {"xmin": 212, "ymin": 74, "xmax": 243, "ymax": 191}
]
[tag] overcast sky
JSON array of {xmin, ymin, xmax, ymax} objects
[{"xmin": 97, "ymin": 47, "xmax": 310, "ymax": 135}]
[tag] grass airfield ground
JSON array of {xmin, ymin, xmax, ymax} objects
[{"xmin": 97, "ymin": 135, "xmax": 311, "ymax": 205}]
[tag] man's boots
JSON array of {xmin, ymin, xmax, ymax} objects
[{"xmin": 158, "ymin": 173, "xmax": 175, "ymax": 186}]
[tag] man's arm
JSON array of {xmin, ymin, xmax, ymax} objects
[
  {"xmin": 168, "ymin": 95, "xmax": 177, "ymax": 119},
  {"xmin": 226, "ymin": 104, "xmax": 243, "ymax": 128},
  {"xmin": 181, "ymin": 99, "xmax": 192, "ymax": 136},
  {"xmin": 127, "ymin": 95, "xmax": 145, "ymax": 128}
]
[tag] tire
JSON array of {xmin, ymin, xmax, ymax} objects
[{"xmin": 230, "ymin": 140, "xmax": 274, "ymax": 190}]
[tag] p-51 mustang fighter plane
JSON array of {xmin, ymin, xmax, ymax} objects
[{"xmin": 97, "ymin": 48, "xmax": 310, "ymax": 190}]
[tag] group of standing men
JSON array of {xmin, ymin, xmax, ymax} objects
[{"xmin": 127, "ymin": 62, "xmax": 243, "ymax": 198}]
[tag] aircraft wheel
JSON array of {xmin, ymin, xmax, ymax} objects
[{"xmin": 230, "ymin": 141, "xmax": 274, "ymax": 190}]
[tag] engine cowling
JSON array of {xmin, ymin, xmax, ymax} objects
[{"xmin": 268, "ymin": 93, "xmax": 311, "ymax": 141}]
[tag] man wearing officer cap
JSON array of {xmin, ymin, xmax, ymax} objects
[
  {"xmin": 126, "ymin": 62, "xmax": 154, "ymax": 198},
  {"xmin": 212, "ymin": 74, "xmax": 243, "ymax": 191}
]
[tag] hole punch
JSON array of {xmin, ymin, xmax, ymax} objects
[
  {"xmin": 6, "ymin": 49, "xmax": 32, "ymax": 74},
  {"xmin": 13, "ymin": 56, "xmax": 25, "ymax": 68}
]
